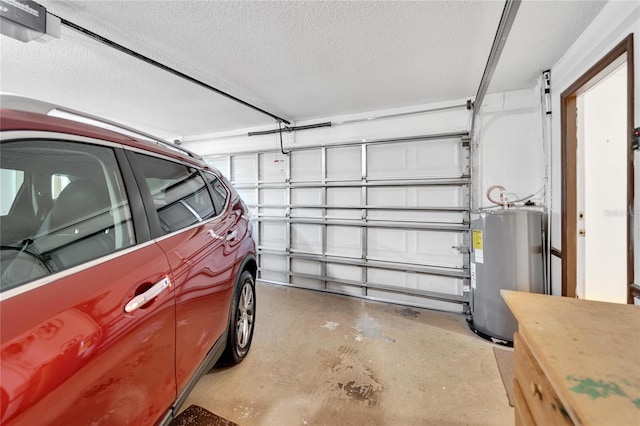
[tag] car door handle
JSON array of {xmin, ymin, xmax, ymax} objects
[
  {"xmin": 125, "ymin": 277, "xmax": 171, "ymax": 313},
  {"xmin": 226, "ymin": 229, "xmax": 238, "ymax": 241}
]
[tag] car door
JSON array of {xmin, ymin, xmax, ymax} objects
[
  {"xmin": 0, "ymin": 137, "xmax": 176, "ymax": 425},
  {"xmin": 125, "ymin": 152, "xmax": 237, "ymax": 397}
]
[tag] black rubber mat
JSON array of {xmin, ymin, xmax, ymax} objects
[{"xmin": 170, "ymin": 405, "xmax": 239, "ymax": 426}]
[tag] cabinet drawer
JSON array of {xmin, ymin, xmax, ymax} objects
[
  {"xmin": 513, "ymin": 332, "xmax": 573, "ymax": 425},
  {"xmin": 513, "ymin": 378, "xmax": 535, "ymax": 426}
]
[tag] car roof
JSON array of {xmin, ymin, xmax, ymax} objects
[{"xmin": 0, "ymin": 96, "xmax": 207, "ymax": 169}]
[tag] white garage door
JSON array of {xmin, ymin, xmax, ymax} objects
[{"xmin": 206, "ymin": 131, "xmax": 470, "ymax": 313}]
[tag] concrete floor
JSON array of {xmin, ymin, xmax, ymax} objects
[{"xmin": 183, "ymin": 282, "xmax": 514, "ymax": 425}]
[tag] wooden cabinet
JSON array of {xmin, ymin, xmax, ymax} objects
[
  {"xmin": 502, "ymin": 290, "xmax": 640, "ymax": 426},
  {"xmin": 513, "ymin": 332, "xmax": 573, "ymax": 425}
]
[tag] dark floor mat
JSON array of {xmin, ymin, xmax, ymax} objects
[
  {"xmin": 493, "ymin": 347, "xmax": 515, "ymax": 407},
  {"xmin": 170, "ymin": 405, "xmax": 239, "ymax": 426}
]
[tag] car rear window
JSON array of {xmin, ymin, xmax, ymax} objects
[
  {"xmin": 203, "ymin": 171, "xmax": 229, "ymax": 213},
  {"xmin": 132, "ymin": 153, "xmax": 217, "ymax": 234}
]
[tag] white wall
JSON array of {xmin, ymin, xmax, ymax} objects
[{"xmin": 549, "ymin": 0, "xmax": 640, "ymax": 296}]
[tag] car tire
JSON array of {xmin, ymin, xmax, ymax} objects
[{"xmin": 220, "ymin": 270, "xmax": 256, "ymax": 365}]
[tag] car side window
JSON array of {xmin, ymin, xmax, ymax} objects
[
  {"xmin": 132, "ymin": 153, "xmax": 216, "ymax": 234},
  {"xmin": 203, "ymin": 171, "xmax": 229, "ymax": 213},
  {"xmin": 0, "ymin": 140, "xmax": 136, "ymax": 292}
]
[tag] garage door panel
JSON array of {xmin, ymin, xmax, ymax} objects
[
  {"xmin": 327, "ymin": 282, "xmax": 362, "ymax": 297},
  {"xmin": 367, "ymin": 186, "xmax": 408, "ymax": 206},
  {"xmin": 260, "ymin": 188, "xmax": 286, "ymax": 204},
  {"xmin": 293, "ymin": 277, "xmax": 325, "ymax": 290},
  {"xmin": 291, "ymin": 188, "xmax": 322, "ymax": 205},
  {"xmin": 291, "ymin": 259, "xmax": 325, "ymax": 290},
  {"xmin": 260, "ymin": 222, "xmax": 287, "ymax": 251},
  {"xmin": 415, "ymin": 139, "xmax": 466, "ymax": 177},
  {"xmin": 260, "ymin": 253, "xmax": 287, "ymax": 270},
  {"xmin": 367, "ymin": 210, "xmax": 464, "ymax": 223},
  {"xmin": 327, "ymin": 264, "xmax": 362, "ymax": 281},
  {"xmin": 367, "ymin": 268, "xmax": 411, "ymax": 287},
  {"xmin": 416, "ymin": 274, "xmax": 464, "ymax": 296},
  {"xmin": 416, "ymin": 186, "xmax": 467, "ymax": 207},
  {"xmin": 367, "ymin": 139, "xmax": 464, "ymax": 179},
  {"xmin": 259, "ymin": 188, "xmax": 286, "ymax": 216},
  {"xmin": 291, "ymin": 150, "xmax": 322, "ymax": 182},
  {"xmin": 291, "ymin": 208, "xmax": 324, "ymax": 218},
  {"xmin": 261, "ymin": 271, "xmax": 288, "ymax": 282},
  {"xmin": 417, "ymin": 232, "xmax": 464, "ymax": 268},
  {"xmin": 292, "ymin": 259, "xmax": 322, "ymax": 275},
  {"xmin": 368, "ymin": 186, "xmax": 467, "ymax": 208},
  {"xmin": 231, "ymin": 155, "xmax": 257, "ymax": 183},
  {"xmin": 260, "ymin": 207, "xmax": 286, "ymax": 217},
  {"xmin": 259, "ymin": 254, "xmax": 288, "ymax": 283},
  {"xmin": 367, "ymin": 227, "xmax": 406, "ymax": 255},
  {"xmin": 367, "ymin": 228, "xmax": 463, "ymax": 268},
  {"xmin": 291, "ymin": 224, "xmax": 323, "ymax": 254},
  {"xmin": 236, "ymin": 189, "xmax": 256, "ymax": 205},
  {"xmin": 326, "ymin": 208, "xmax": 362, "ymax": 220},
  {"xmin": 367, "ymin": 268, "xmax": 463, "ymax": 295},
  {"xmin": 327, "ymin": 146, "xmax": 361, "ymax": 181},
  {"xmin": 326, "ymin": 226, "xmax": 362, "ymax": 257},
  {"xmin": 327, "ymin": 187, "xmax": 361, "ymax": 206},
  {"xmin": 259, "ymin": 153, "xmax": 287, "ymax": 182}
]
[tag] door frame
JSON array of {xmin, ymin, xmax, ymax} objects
[{"xmin": 560, "ymin": 34, "xmax": 634, "ymax": 302}]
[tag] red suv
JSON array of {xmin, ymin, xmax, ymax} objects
[{"xmin": 0, "ymin": 97, "xmax": 257, "ymax": 425}]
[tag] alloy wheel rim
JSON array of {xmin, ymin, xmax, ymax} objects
[{"xmin": 236, "ymin": 281, "xmax": 254, "ymax": 349}]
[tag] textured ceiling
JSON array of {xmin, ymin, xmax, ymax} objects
[
  {"xmin": 0, "ymin": 0, "xmax": 606, "ymax": 138},
  {"xmin": 489, "ymin": 0, "xmax": 609, "ymax": 94}
]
